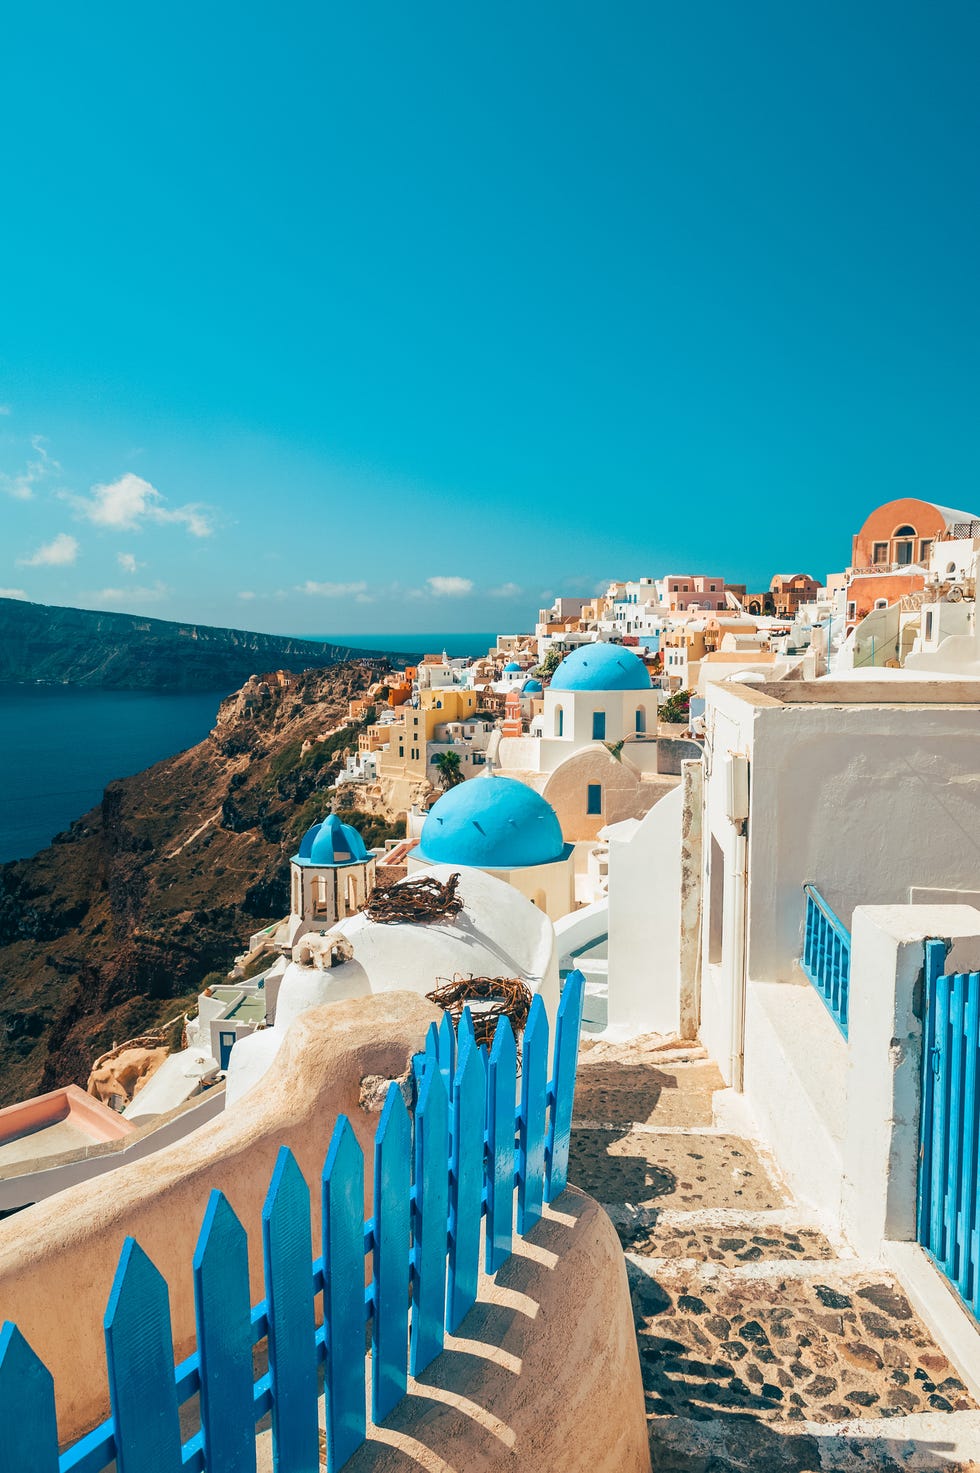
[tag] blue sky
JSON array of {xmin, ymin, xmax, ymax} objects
[{"xmin": 2, "ymin": 2, "xmax": 979, "ymax": 635}]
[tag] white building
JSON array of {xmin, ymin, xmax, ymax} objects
[
  {"xmin": 225, "ymin": 864, "xmax": 561, "ymax": 1105},
  {"xmin": 282, "ymin": 813, "xmax": 378, "ymax": 950}
]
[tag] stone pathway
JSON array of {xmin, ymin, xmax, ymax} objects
[{"xmin": 571, "ymin": 1036, "xmax": 980, "ymax": 1472}]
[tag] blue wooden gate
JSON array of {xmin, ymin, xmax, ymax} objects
[
  {"xmin": 0, "ymin": 972, "xmax": 585, "ymax": 1473},
  {"xmin": 917, "ymin": 940, "xmax": 980, "ymax": 1321}
]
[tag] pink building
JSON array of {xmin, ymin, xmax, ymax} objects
[{"xmin": 658, "ymin": 575, "xmax": 737, "ymax": 613}]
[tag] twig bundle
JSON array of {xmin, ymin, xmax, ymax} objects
[
  {"xmin": 426, "ymin": 973, "xmax": 533, "ymax": 1057},
  {"xmin": 365, "ymin": 871, "xmax": 463, "ymax": 924}
]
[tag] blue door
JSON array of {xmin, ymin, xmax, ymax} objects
[
  {"xmin": 219, "ymin": 1030, "xmax": 236, "ymax": 1070},
  {"xmin": 917, "ymin": 940, "xmax": 980, "ymax": 1321}
]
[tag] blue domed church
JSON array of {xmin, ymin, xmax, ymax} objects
[
  {"xmin": 408, "ymin": 772, "xmax": 575, "ymax": 919},
  {"xmin": 285, "ymin": 812, "xmax": 378, "ymax": 948},
  {"xmin": 496, "ymin": 641, "xmax": 668, "ymax": 843}
]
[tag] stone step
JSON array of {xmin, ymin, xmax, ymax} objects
[
  {"xmin": 568, "ymin": 1126, "xmax": 787, "ymax": 1214},
  {"xmin": 628, "ymin": 1256, "xmax": 974, "ymax": 1427},
  {"xmin": 647, "ymin": 1409, "xmax": 980, "ymax": 1471}
]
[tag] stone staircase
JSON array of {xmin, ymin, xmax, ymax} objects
[{"xmin": 570, "ymin": 1035, "xmax": 980, "ymax": 1472}]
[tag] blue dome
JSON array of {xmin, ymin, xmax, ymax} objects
[
  {"xmin": 418, "ymin": 775, "xmax": 567, "ymax": 870},
  {"xmin": 503, "ymin": 661, "xmax": 522, "ymax": 672},
  {"xmin": 293, "ymin": 813, "xmax": 370, "ymax": 867},
  {"xmin": 523, "ymin": 678, "xmax": 543, "ymax": 693},
  {"xmin": 549, "ymin": 643, "xmax": 651, "ymax": 692}
]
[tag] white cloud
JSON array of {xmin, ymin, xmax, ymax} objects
[
  {"xmin": 490, "ymin": 581, "xmax": 522, "ymax": 598},
  {"xmin": 427, "ymin": 575, "xmax": 474, "ymax": 597},
  {"xmin": 64, "ymin": 472, "xmax": 213, "ymax": 537},
  {"xmin": 0, "ymin": 404, "xmax": 11, "ymax": 416},
  {"xmin": 19, "ymin": 532, "xmax": 79, "ymax": 567},
  {"xmin": 299, "ymin": 580, "xmax": 369, "ymax": 597},
  {"xmin": 117, "ymin": 551, "xmax": 143, "ymax": 574},
  {"xmin": 90, "ymin": 581, "xmax": 169, "ymax": 605},
  {"xmin": 1, "ymin": 435, "xmax": 61, "ymax": 501},
  {"xmin": 0, "ymin": 587, "xmax": 27, "ymax": 599},
  {"xmin": 238, "ymin": 590, "xmax": 256, "ymax": 600}
]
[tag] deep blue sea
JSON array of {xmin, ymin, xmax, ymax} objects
[
  {"xmin": 0, "ymin": 633, "xmax": 502, "ymax": 863},
  {"xmin": 0, "ymin": 687, "xmax": 229, "ymax": 863}
]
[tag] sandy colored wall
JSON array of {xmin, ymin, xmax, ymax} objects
[
  {"xmin": 258, "ymin": 1187, "xmax": 650, "ymax": 1473},
  {"xmin": 542, "ymin": 745, "xmax": 674, "ymax": 842},
  {"xmin": 0, "ymin": 992, "xmax": 440, "ymax": 1443}
]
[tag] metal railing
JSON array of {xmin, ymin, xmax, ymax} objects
[{"xmin": 801, "ymin": 884, "xmax": 851, "ymax": 1036}]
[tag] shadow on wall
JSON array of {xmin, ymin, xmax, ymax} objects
[{"xmin": 256, "ymin": 1188, "xmax": 651, "ymax": 1473}]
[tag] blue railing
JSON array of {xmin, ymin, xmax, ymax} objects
[
  {"xmin": 801, "ymin": 883, "xmax": 851, "ymax": 1036},
  {"xmin": 917, "ymin": 942, "xmax": 980, "ymax": 1323},
  {"xmin": 0, "ymin": 972, "xmax": 585, "ymax": 1473}
]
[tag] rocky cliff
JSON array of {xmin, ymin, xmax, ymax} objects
[
  {"xmin": 0, "ymin": 661, "xmax": 398, "ymax": 1107},
  {"xmin": 0, "ymin": 596, "xmax": 408, "ymax": 690}
]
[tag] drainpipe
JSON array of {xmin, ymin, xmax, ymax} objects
[{"xmin": 725, "ymin": 752, "xmax": 750, "ymax": 1090}]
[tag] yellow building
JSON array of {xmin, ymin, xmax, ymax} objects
[{"xmin": 376, "ymin": 688, "xmax": 480, "ymax": 814}]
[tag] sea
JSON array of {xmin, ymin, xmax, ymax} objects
[{"xmin": 0, "ymin": 632, "xmax": 499, "ymax": 865}]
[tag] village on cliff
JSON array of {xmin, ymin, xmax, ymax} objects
[{"xmin": 5, "ymin": 492, "xmax": 980, "ymax": 1472}]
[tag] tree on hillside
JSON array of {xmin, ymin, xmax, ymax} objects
[
  {"xmin": 660, "ymin": 689, "xmax": 692, "ymax": 724},
  {"xmin": 533, "ymin": 645, "xmax": 565, "ymax": 680},
  {"xmin": 432, "ymin": 751, "xmax": 464, "ymax": 790}
]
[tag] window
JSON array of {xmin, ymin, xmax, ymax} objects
[
  {"xmin": 895, "ymin": 540, "xmax": 913, "ymax": 566},
  {"xmin": 635, "ymin": 707, "xmax": 646, "ymax": 734},
  {"xmin": 846, "ymin": 601, "xmax": 857, "ymax": 620},
  {"xmin": 894, "ymin": 524, "xmax": 916, "ymax": 536},
  {"xmin": 872, "ymin": 542, "xmax": 888, "ymax": 564},
  {"xmin": 555, "ymin": 705, "xmax": 564, "ymax": 737},
  {"xmin": 587, "ymin": 784, "xmax": 602, "ymax": 815},
  {"xmin": 919, "ymin": 540, "xmax": 933, "ymax": 562},
  {"xmin": 925, "ymin": 610, "xmax": 934, "ymax": 640},
  {"xmin": 874, "ymin": 598, "xmax": 888, "ymax": 610},
  {"xmin": 592, "ymin": 710, "xmax": 606, "ymax": 740}
]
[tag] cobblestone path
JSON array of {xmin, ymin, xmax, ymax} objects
[{"xmin": 571, "ymin": 1035, "xmax": 980, "ymax": 1473}]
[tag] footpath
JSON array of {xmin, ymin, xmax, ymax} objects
[{"xmin": 571, "ymin": 1034, "xmax": 980, "ymax": 1473}]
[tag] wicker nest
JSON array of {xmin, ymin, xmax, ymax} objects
[
  {"xmin": 364, "ymin": 871, "xmax": 463, "ymax": 924},
  {"xmin": 426, "ymin": 973, "xmax": 533, "ymax": 1057}
]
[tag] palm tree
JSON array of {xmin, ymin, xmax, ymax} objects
[{"xmin": 432, "ymin": 751, "xmax": 464, "ymax": 790}]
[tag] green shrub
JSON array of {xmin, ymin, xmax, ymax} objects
[{"xmin": 660, "ymin": 689, "xmax": 692, "ymax": 724}]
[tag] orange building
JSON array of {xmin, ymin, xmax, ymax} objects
[{"xmin": 845, "ymin": 497, "xmax": 980, "ymax": 621}]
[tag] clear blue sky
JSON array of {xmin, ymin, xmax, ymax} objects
[{"xmin": 2, "ymin": 2, "xmax": 978, "ymax": 634}]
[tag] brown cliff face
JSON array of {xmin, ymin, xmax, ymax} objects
[{"xmin": 0, "ymin": 662, "xmax": 389, "ymax": 1107}]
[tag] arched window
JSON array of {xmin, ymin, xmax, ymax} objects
[
  {"xmin": 556, "ymin": 705, "xmax": 564, "ymax": 737},
  {"xmin": 346, "ymin": 873, "xmax": 358, "ymax": 913},
  {"xmin": 635, "ymin": 707, "xmax": 646, "ymax": 734},
  {"xmin": 893, "ymin": 525, "xmax": 916, "ymax": 566}
]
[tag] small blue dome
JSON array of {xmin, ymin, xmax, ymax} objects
[
  {"xmin": 503, "ymin": 661, "xmax": 522, "ymax": 672},
  {"xmin": 523, "ymin": 678, "xmax": 543, "ymax": 693},
  {"xmin": 550, "ymin": 643, "xmax": 651, "ymax": 692},
  {"xmin": 418, "ymin": 775, "xmax": 567, "ymax": 870},
  {"xmin": 293, "ymin": 813, "xmax": 370, "ymax": 867}
]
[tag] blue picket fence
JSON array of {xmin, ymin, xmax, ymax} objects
[
  {"xmin": 917, "ymin": 942, "xmax": 980, "ymax": 1323},
  {"xmin": 801, "ymin": 882, "xmax": 851, "ymax": 1036},
  {"xmin": 0, "ymin": 971, "xmax": 585, "ymax": 1473}
]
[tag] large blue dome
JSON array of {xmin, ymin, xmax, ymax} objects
[
  {"xmin": 503, "ymin": 661, "xmax": 522, "ymax": 672},
  {"xmin": 293, "ymin": 813, "xmax": 370, "ymax": 867},
  {"xmin": 549, "ymin": 643, "xmax": 651, "ymax": 692},
  {"xmin": 417, "ymin": 775, "xmax": 567, "ymax": 870}
]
